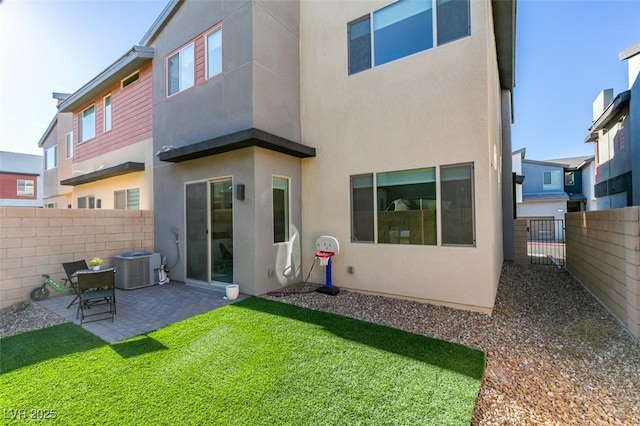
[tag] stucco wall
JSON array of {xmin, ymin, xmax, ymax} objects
[
  {"xmin": 0, "ymin": 207, "xmax": 153, "ymax": 309},
  {"xmin": 299, "ymin": 0, "xmax": 504, "ymax": 313},
  {"xmin": 566, "ymin": 208, "xmax": 640, "ymax": 338}
]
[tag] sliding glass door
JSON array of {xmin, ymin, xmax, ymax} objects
[{"xmin": 186, "ymin": 178, "xmax": 233, "ymax": 285}]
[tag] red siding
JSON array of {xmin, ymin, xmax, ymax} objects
[
  {"xmin": 73, "ymin": 62, "xmax": 153, "ymax": 162},
  {"xmin": 0, "ymin": 173, "xmax": 37, "ymax": 200}
]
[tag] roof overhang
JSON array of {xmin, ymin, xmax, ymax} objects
[
  {"xmin": 157, "ymin": 128, "xmax": 316, "ymax": 163},
  {"xmin": 587, "ymin": 90, "xmax": 630, "ymax": 136},
  {"xmin": 58, "ymin": 46, "xmax": 154, "ymax": 113},
  {"xmin": 492, "ymin": 0, "xmax": 516, "ymax": 90},
  {"xmin": 60, "ymin": 162, "xmax": 145, "ymax": 186}
]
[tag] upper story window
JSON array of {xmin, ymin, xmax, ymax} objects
[
  {"xmin": 66, "ymin": 132, "xmax": 73, "ymax": 158},
  {"xmin": 565, "ymin": 172, "xmax": 575, "ymax": 187},
  {"xmin": 348, "ymin": 0, "xmax": 470, "ymax": 75},
  {"xmin": 45, "ymin": 146, "xmax": 57, "ymax": 170},
  {"xmin": 121, "ymin": 70, "xmax": 139, "ymax": 88},
  {"xmin": 104, "ymin": 95, "xmax": 112, "ymax": 132},
  {"xmin": 543, "ymin": 171, "xmax": 562, "ymax": 191},
  {"xmin": 167, "ymin": 43, "xmax": 194, "ymax": 96},
  {"xmin": 206, "ymin": 27, "xmax": 222, "ymax": 79},
  {"xmin": 17, "ymin": 179, "xmax": 34, "ymax": 196},
  {"xmin": 79, "ymin": 105, "xmax": 95, "ymax": 142}
]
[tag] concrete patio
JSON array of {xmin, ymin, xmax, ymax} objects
[{"xmin": 37, "ymin": 281, "xmax": 247, "ymax": 343}]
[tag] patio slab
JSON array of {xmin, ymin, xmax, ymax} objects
[{"xmin": 37, "ymin": 281, "xmax": 247, "ymax": 343}]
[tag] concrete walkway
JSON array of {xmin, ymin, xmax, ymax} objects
[{"xmin": 37, "ymin": 281, "xmax": 246, "ymax": 343}]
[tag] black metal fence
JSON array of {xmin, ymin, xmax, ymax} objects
[{"xmin": 528, "ymin": 219, "xmax": 565, "ymax": 266}]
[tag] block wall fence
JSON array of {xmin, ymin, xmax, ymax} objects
[
  {"xmin": 0, "ymin": 208, "xmax": 153, "ymax": 309},
  {"xmin": 566, "ymin": 208, "xmax": 640, "ymax": 339}
]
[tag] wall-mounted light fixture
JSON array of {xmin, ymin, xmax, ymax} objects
[{"xmin": 236, "ymin": 184, "xmax": 245, "ymax": 200}]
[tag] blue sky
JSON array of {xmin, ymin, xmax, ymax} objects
[{"xmin": 1, "ymin": 0, "xmax": 639, "ymax": 161}]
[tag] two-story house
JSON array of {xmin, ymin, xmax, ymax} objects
[
  {"xmin": 0, "ymin": 151, "xmax": 43, "ymax": 207},
  {"xmin": 143, "ymin": 0, "xmax": 515, "ymax": 313},
  {"xmin": 586, "ymin": 41, "xmax": 639, "ymax": 209},
  {"xmin": 512, "ymin": 148, "xmax": 595, "ymax": 222},
  {"xmin": 43, "ymin": 46, "xmax": 155, "ymax": 210}
]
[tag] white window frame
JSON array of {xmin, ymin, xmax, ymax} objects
[
  {"xmin": 79, "ymin": 105, "xmax": 96, "ymax": 142},
  {"xmin": 167, "ymin": 43, "xmax": 195, "ymax": 97},
  {"xmin": 17, "ymin": 179, "xmax": 34, "ymax": 196},
  {"xmin": 121, "ymin": 70, "xmax": 140, "ymax": 88},
  {"xmin": 206, "ymin": 26, "xmax": 223, "ymax": 79},
  {"xmin": 66, "ymin": 132, "xmax": 73, "ymax": 159},
  {"xmin": 543, "ymin": 171, "xmax": 562, "ymax": 191},
  {"xmin": 104, "ymin": 95, "xmax": 112, "ymax": 132},
  {"xmin": 114, "ymin": 188, "xmax": 140, "ymax": 210},
  {"xmin": 45, "ymin": 146, "xmax": 57, "ymax": 170}
]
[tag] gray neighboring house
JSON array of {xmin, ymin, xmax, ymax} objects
[
  {"xmin": 586, "ymin": 41, "xmax": 640, "ymax": 209},
  {"xmin": 0, "ymin": 151, "xmax": 43, "ymax": 207}
]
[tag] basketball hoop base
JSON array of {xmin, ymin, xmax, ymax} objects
[{"xmin": 316, "ymin": 285, "xmax": 340, "ymax": 296}]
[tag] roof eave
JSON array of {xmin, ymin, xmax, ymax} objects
[
  {"xmin": 139, "ymin": 0, "xmax": 182, "ymax": 46},
  {"xmin": 588, "ymin": 90, "xmax": 630, "ymax": 133},
  {"xmin": 492, "ymin": 0, "xmax": 516, "ymax": 91},
  {"xmin": 58, "ymin": 46, "xmax": 154, "ymax": 113}
]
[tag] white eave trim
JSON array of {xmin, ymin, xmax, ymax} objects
[{"xmin": 58, "ymin": 46, "xmax": 154, "ymax": 113}]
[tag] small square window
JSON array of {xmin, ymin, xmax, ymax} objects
[
  {"xmin": 121, "ymin": 71, "xmax": 139, "ymax": 88},
  {"xmin": 17, "ymin": 179, "xmax": 34, "ymax": 196}
]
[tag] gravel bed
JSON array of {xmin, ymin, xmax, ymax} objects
[
  {"xmin": 262, "ymin": 263, "xmax": 640, "ymax": 425},
  {"xmin": 2, "ymin": 263, "xmax": 639, "ymax": 424},
  {"xmin": 0, "ymin": 301, "xmax": 66, "ymax": 338}
]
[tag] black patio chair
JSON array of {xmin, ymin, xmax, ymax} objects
[
  {"xmin": 62, "ymin": 259, "xmax": 88, "ymax": 308},
  {"xmin": 76, "ymin": 269, "xmax": 116, "ymax": 325}
]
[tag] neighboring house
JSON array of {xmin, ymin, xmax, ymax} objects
[
  {"xmin": 42, "ymin": 46, "xmax": 155, "ymax": 210},
  {"xmin": 585, "ymin": 41, "xmax": 640, "ymax": 209},
  {"xmin": 141, "ymin": 0, "xmax": 515, "ymax": 313},
  {"xmin": 0, "ymin": 151, "xmax": 43, "ymax": 207},
  {"xmin": 38, "ymin": 93, "xmax": 73, "ymax": 208},
  {"xmin": 546, "ymin": 155, "xmax": 596, "ymax": 212},
  {"xmin": 512, "ymin": 148, "xmax": 595, "ymax": 221}
]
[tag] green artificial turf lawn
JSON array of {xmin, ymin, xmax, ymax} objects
[{"xmin": 0, "ymin": 297, "xmax": 484, "ymax": 425}]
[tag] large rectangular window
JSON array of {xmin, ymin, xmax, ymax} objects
[
  {"xmin": 206, "ymin": 28, "xmax": 222, "ymax": 79},
  {"xmin": 104, "ymin": 95, "xmax": 112, "ymax": 132},
  {"xmin": 66, "ymin": 132, "xmax": 73, "ymax": 158},
  {"xmin": 351, "ymin": 164, "xmax": 475, "ymax": 246},
  {"xmin": 17, "ymin": 179, "xmax": 34, "ymax": 196},
  {"xmin": 351, "ymin": 174, "xmax": 374, "ymax": 242},
  {"xmin": 377, "ymin": 168, "xmax": 436, "ymax": 245},
  {"xmin": 441, "ymin": 164, "xmax": 474, "ymax": 245},
  {"xmin": 374, "ymin": 0, "xmax": 433, "ymax": 66},
  {"xmin": 80, "ymin": 105, "xmax": 95, "ymax": 142},
  {"xmin": 273, "ymin": 177, "xmax": 289, "ymax": 243},
  {"xmin": 543, "ymin": 171, "xmax": 562, "ymax": 190},
  {"xmin": 348, "ymin": 0, "xmax": 470, "ymax": 74},
  {"xmin": 45, "ymin": 146, "xmax": 57, "ymax": 170},
  {"xmin": 167, "ymin": 43, "xmax": 194, "ymax": 96},
  {"xmin": 114, "ymin": 188, "xmax": 140, "ymax": 210}
]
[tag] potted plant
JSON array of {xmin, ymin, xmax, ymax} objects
[{"xmin": 89, "ymin": 257, "xmax": 103, "ymax": 271}]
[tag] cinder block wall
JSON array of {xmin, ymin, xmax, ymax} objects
[
  {"xmin": 566, "ymin": 208, "xmax": 640, "ymax": 338},
  {"xmin": 513, "ymin": 218, "xmax": 528, "ymax": 265},
  {"xmin": 0, "ymin": 208, "xmax": 153, "ymax": 309}
]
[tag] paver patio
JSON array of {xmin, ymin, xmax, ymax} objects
[{"xmin": 37, "ymin": 281, "xmax": 246, "ymax": 343}]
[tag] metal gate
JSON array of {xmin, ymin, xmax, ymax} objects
[{"xmin": 528, "ymin": 219, "xmax": 565, "ymax": 266}]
